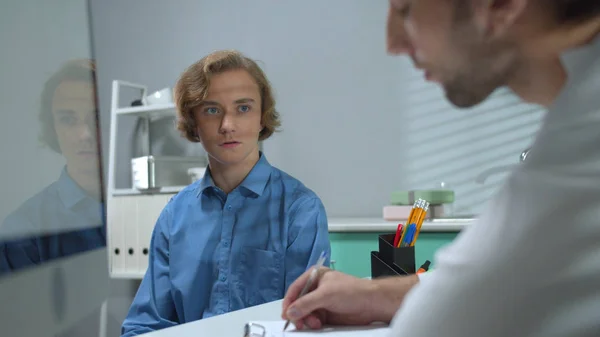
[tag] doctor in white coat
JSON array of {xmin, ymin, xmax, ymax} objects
[{"xmin": 282, "ymin": 0, "xmax": 600, "ymax": 336}]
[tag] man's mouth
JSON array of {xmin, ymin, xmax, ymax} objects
[{"xmin": 220, "ymin": 141, "xmax": 240, "ymax": 148}]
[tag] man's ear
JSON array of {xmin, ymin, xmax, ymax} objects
[
  {"xmin": 472, "ymin": 0, "xmax": 529, "ymax": 38},
  {"xmin": 195, "ymin": 129, "xmax": 202, "ymax": 143}
]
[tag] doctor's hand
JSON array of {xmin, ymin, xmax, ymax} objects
[{"xmin": 281, "ymin": 269, "xmax": 418, "ymax": 330}]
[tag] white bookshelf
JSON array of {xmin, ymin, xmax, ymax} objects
[
  {"xmin": 107, "ymin": 80, "xmax": 179, "ymax": 197},
  {"xmin": 107, "ymin": 80, "xmax": 182, "ymax": 279}
]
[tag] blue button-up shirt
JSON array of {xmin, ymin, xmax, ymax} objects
[
  {"xmin": 0, "ymin": 168, "xmax": 106, "ymax": 275},
  {"xmin": 121, "ymin": 153, "xmax": 330, "ymax": 336}
]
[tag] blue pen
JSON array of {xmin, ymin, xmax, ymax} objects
[
  {"xmin": 407, "ymin": 227, "xmax": 416, "ymax": 246},
  {"xmin": 402, "ymin": 224, "xmax": 415, "ymax": 247}
]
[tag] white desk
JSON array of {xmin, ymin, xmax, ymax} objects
[
  {"xmin": 142, "ymin": 300, "xmax": 283, "ymax": 337},
  {"xmin": 328, "ymin": 217, "xmax": 474, "ymax": 232}
]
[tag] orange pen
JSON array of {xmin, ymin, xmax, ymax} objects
[{"xmin": 417, "ymin": 260, "xmax": 431, "ymax": 274}]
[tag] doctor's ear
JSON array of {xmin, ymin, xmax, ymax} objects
[{"xmin": 473, "ymin": 0, "xmax": 528, "ymax": 38}]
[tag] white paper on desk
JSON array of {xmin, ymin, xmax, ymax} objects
[{"xmin": 247, "ymin": 321, "xmax": 390, "ymax": 337}]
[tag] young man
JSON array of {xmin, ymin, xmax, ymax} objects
[
  {"xmin": 282, "ymin": 1, "xmax": 600, "ymax": 336},
  {"xmin": 0, "ymin": 59, "xmax": 105, "ymax": 274},
  {"xmin": 121, "ymin": 50, "xmax": 330, "ymax": 336}
]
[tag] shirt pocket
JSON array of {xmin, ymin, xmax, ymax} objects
[{"xmin": 239, "ymin": 247, "xmax": 282, "ymax": 306}]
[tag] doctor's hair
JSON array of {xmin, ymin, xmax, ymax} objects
[
  {"xmin": 38, "ymin": 59, "xmax": 97, "ymax": 154},
  {"xmin": 551, "ymin": 0, "xmax": 600, "ymax": 23},
  {"xmin": 174, "ymin": 49, "xmax": 281, "ymax": 143}
]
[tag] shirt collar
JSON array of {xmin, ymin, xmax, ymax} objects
[
  {"xmin": 57, "ymin": 167, "xmax": 89, "ymax": 209},
  {"xmin": 560, "ymin": 32, "xmax": 600, "ymax": 78},
  {"xmin": 196, "ymin": 152, "xmax": 272, "ymax": 197},
  {"xmin": 546, "ymin": 32, "xmax": 600, "ymax": 126}
]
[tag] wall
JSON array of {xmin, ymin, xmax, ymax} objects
[{"xmin": 91, "ymin": 0, "xmax": 545, "ymax": 218}]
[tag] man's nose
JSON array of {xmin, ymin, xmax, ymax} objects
[
  {"xmin": 78, "ymin": 121, "xmax": 95, "ymax": 141},
  {"xmin": 219, "ymin": 112, "xmax": 236, "ymax": 133},
  {"xmin": 386, "ymin": 7, "xmax": 412, "ymax": 55}
]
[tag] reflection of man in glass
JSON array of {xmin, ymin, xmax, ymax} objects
[{"xmin": 0, "ymin": 59, "xmax": 105, "ymax": 274}]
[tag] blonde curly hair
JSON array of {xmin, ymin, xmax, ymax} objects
[{"xmin": 174, "ymin": 50, "xmax": 281, "ymax": 142}]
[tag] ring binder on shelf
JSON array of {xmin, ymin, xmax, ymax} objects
[{"xmin": 244, "ymin": 322, "xmax": 266, "ymax": 337}]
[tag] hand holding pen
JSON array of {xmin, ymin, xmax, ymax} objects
[
  {"xmin": 283, "ymin": 251, "xmax": 328, "ymax": 331},
  {"xmin": 281, "ymin": 249, "xmax": 399, "ymax": 330},
  {"xmin": 281, "ymin": 264, "xmax": 410, "ymax": 330}
]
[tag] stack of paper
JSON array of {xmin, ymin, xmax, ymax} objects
[{"xmin": 246, "ymin": 321, "xmax": 390, "ymax": 337}]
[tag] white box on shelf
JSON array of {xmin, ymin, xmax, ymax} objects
[
  {"xmin": 131, "ymin": 155, "xmax": 207, "ymax": 190},
  {"xmin": 108, "ymin": 80, "xmax": 201, "ymax": 279},
  {"xmin": 188, "ymin": 167, "xmax": 207, "ymax": 183}
]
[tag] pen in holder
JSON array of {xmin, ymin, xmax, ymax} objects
[{"xmin": 371, "ymin": 233, "xmax": 416, "ymax": 278}]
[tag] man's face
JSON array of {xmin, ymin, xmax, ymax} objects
[
  {"xmin": 387, "ymin": 0, "xmax": 520, "ymax": 108},
  {"xmin": 51, "ymin": 80, "xmax": 100, "ymax": 176},
  {"xmin": 193, "ymin": 69, "xmax": 263, "ymax": 167}
]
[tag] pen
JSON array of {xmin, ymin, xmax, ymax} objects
[
  {"xmin": 417, "ymin": 260, "xmax": 431, "ymax": 274},
  {"xmin": 408, "ymin": 225, "xmax": 417, "ymax": 247},
  {"xmin": 283, "ymin": 251, "xmax": 328, "ymax": 331},
  {"xmin": 393, "ymin": 223, "xmax": 403, "ymax": 247},
  {"xmin": 401, "ymin": 224, "xmax": 415, "ymax": 247}
]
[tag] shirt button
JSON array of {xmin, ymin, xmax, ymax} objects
[
  {"xmin": 223, "ymin": 241, "xmax": 229, "ymax": 247},
  {"xmin": 227, "ymin": 205, "xmax": 232, "ymax": 210},
  {"xmin": 220, "ymin": 275, "xmax": 226, "ymax": 282}
]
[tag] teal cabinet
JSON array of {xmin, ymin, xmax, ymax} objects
[{"xmin": 329, "ymin": 232, "xmax": 458, "ymax": 278}]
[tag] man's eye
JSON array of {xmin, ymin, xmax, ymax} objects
[
  {"xmin": 238, "ymin": 105, "xmax": 250, "ymax": 113},
  {"xmin": 398, "ymin": 5, "xmax": 411, "ymax": 17},
  {"xmin": 59, "ymin": 116, "xmax": 77, "ymax": 125},
  {"xmin": 392, "ymin": 0, "xmax": 412, "ymax": 17},
  {"xmin": 205, "ymin": 107, "xmax": 219, "ymax": 114}
]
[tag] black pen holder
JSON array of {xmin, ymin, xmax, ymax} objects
[{"xmin": 371, "ymin": 233, "xmax": 416, "ymax": 278}]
